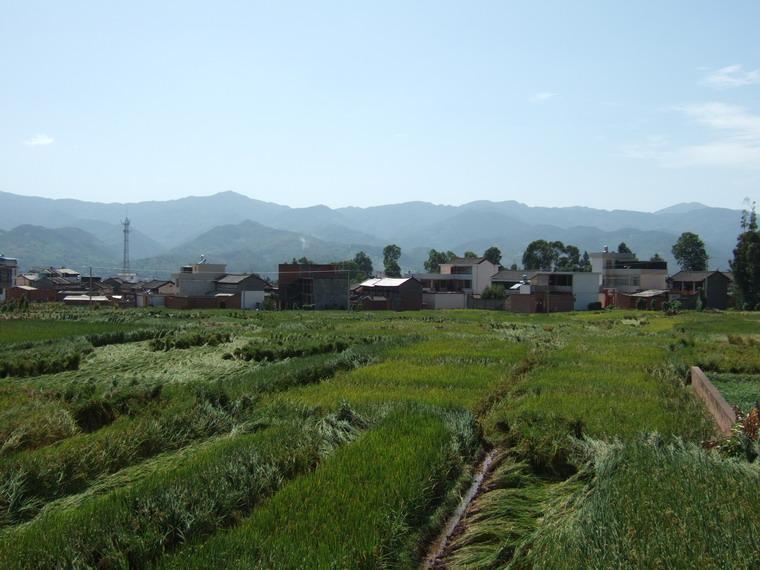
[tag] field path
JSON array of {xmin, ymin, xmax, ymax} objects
[{"xmin": 422, "ymin": 448, "xmax": 500, "ymax": 569}]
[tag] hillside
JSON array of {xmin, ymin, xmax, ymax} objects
[{"xmin": 0, "ymin": 191, "xmax": 745, "ymax": 273}]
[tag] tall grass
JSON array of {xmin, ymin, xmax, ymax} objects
[
  {"xmin": 516, "ymin": 437, "xmax": 760, "ymax": 569},
  {"xmin": 159, "ymin": 406, "xmax": 480, "ymax": 569},
  {"xmin": 0, "ymin": 406, "xmax": 368, "ymax": 568}
]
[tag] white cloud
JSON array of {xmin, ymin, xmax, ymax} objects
[
  {"xmin": 626, "ymin": 102, "xmax": 760, "ymax": 169},
  {"xmin": 23, "ymin": 134, "xmax": 55, "ymax": 147},
  {"xmin": 702, "ymin": 64, "xmax": 760, "ymax": 89},
  {"xmin": 529, "ymin": 92, "xmax": 556, "ymax": 103}
]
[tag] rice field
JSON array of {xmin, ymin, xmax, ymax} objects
[{"xmin": 0, "ymin": 306, "xmax": 758, "ymax": 568}]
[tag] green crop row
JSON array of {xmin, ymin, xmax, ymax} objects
[
  {"xmin": 149, "ymin": 330, "xmax": 231, "ymax": 351},
  {"xmin": 159, "ymin": 405, "xmax": 480, "ymax": 569},
  {"xmin": 0, "ymin": 405, "xmax": 369, "ymax": 569}
]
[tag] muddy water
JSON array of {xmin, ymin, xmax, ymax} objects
[{"xmin": 422, "ymin": 448, "xmax": 499, "ymax": 569}]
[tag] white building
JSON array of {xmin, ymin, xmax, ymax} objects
[
  {"xmin": 0, "ymin": 255, "xmax": 18, "ymax": 303},
  {"xmin": 590, "ymin": 250, "xmax": 667, "ymax": 293}
]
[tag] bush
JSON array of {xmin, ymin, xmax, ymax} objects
[
  {"xmin": 587, "ymin": 302, "xmax": 602, "ymax": 311},
  {"xmin": 149, "ymin": 330, "xmax": 231, "ymax": 351}
]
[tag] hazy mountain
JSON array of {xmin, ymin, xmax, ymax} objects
[
  {"xmin": 133, "ymin": 220, "xmax": 421, "ymax": 277},
  {"xmin": 0, "ymin": 226, "xmax": 116, "ymax": 272},
  {"xmin": 0, "ymin": 190, "xmax": 745, "ymax": 274}
]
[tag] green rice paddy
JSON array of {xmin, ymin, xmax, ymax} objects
[{"xmin": 0, "ymin": 306, "xmax": 757, "ymax": 568}]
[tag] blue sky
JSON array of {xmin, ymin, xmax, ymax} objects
[{"xmin": 2, "ymin": 1, "xmax": 759, "ymax": 210}]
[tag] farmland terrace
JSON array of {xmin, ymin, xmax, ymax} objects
[{"xmin": 0, "ymin": 306, "xmax": 758, "ymax": 569}]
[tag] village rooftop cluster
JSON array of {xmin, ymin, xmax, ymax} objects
[{"xmin": 0, "ymin": 247, "xmax": 732, "ymax": 313}]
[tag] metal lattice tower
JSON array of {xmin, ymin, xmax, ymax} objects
[{"xmin": 121, "ymin": 217, "xmax": 131, "ymax": 273}]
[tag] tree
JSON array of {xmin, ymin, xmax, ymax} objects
[
  {"xmin": 617, "ymin": 242, "xmax": 633, "ymax": 255},
  {"xmin": 483, "ymin": 246, "xmax": 502, "ymax": 266},
  {"xmin": 481, "ymin": 284, "xmax": 506, "ymax": 300},
  {"xmin": 424, "ymin": 249, "xmax": 456, "ymax": 273},
  {"xmin": 383, "ymin": 244, "xmax": 402, "ymax": 277},
  {"xmin": 290, "ymin": 256, "xmax": 315, "ymax": 265},
  {"xmin": 650, "ymin": 253, "xmax": 664, "ymax": 262},
  {"xmin": 509, "ymin": 263, "xmax": 518, "ymax": 271},
  {"xmin": 523, "ymin": 240, "xmax": 559, "ymax": 270},
  {"xmin": 731, "ymin": 202, "xmax": 760, "ymax": 309},
  {"xmin": 672, "ymin": 232, "xmax": 708, "ymax": 271},
  {"xmin": 463, "ymin": 251, "xmax": 479, "ymax": 259},
  {"xmin": 353, "ymin": 251, "xmax": 373, "ymax": 277},
  {"xmin": 579, "ymin": 251, "xmax": 591, "ymax": 272},
  {"xmin": 522, "ymin": 240, "xmax": 586, "ymax": 271}
]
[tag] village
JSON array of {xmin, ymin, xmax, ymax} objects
[{"xmin": 0, "ymin": 244, "xmax": 732, "ymax": 313}]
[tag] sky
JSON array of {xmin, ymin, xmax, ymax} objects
[{"xmin": 1, "ymin": 1, "xmax": 759, "ymax": 211}]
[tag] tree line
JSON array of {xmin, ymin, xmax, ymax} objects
[{"xmin": 287, "ymin": 201, "xmax": 760, "ymax": 309}]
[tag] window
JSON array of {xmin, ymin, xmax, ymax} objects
[{"xmin": 549, "ymin": 274, "xmax": 572, "ymax": 287}]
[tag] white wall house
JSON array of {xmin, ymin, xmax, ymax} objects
[
  {"xmin": 438, "ymin": 257, "xmax": 500, "ymax": 295},
  {"xmin": 590, "ymin": 250, "xmax": 667, "ymax": 293},
  {"xmin": 0, "ymin": 255, "xmax": 18, "ymax": 303}
]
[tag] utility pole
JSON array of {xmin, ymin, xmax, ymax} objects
[{"xmin": 89, "ymin": 266, "xmax": 93, "ymax": 310}]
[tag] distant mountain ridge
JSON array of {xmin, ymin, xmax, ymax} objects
[{"xmin": 0, "ymin": 191, "xmax": 744, "ymax": 275}]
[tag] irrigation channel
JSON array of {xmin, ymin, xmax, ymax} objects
[{"xmin": 423, "ymin": 448, "xmax": 499, "ymax": 568}]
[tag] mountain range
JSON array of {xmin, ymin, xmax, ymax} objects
[{"xmin": 0, "ymin": 190, "xmax": 743, "ymax": 277}]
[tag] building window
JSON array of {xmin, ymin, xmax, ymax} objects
[{"xmin": 549, "ymin": 274, "xmax": 572, "ymax": 287}]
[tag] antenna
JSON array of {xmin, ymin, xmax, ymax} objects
[{"xmin": 121, "ymin": 217, "xmax": 131, "ymax": 274}]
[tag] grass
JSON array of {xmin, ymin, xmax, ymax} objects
[
  {"xmin": 0, "ymin": 307, "xmax": 758, "ymax": 568},
  {"xmin": 159, "ymin": 406, "xmax": 479, "ymax": 569},
  {"xmin": 518, "ymin": 437, "xmax": 760, "ymax": 569},
  {"xmin": 0, "ymin": 320, "xmax": 142, "ymax": 345},
  {"xmin": 709, "ymin": 373, "xmax": 760, "ymax": 412}
]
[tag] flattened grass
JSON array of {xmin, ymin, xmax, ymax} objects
[
  {"xmin": 520, "ymin": 438, "xmax": 760, "ymax": 569},
  {"xmin": 160, "ymin": 406, "xmax": 479, "ymax": 569}
]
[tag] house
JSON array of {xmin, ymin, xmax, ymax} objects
[
  {"xmin": 278, "ymin": 263, "xmax": 348, "ymax": 310},
  {"xmin": 173, "ymin": 263, "xmax": 229, "ymax": 297},
  {"xmin": 353, "ymin": 277, "xmax": 423, "ymax": 311},
  {"xmin": 670, "ymin": 271, "xmax": 732, "ymax": 309},
  {"xmin": 6, "ymin": 285, "xmax": 58, "ymax": 303},
  {"xmin": 134, "ymin": 280, "xmax": 176, "ymax": 308},
  {"xmin": 0, "ymin": 255, "xmax": 18, "ymax": 303},
  {"xmin": 414, "ymin": 257, "xmax": 499, "ymax": 309},
  {"xmin": 590, "ymin": 249, "xmax": 667, "ymax": 307},
  {"xmin": 214, "ymin": 274, "xmax": 268, "ymax": 309},
  {"xmin": 165, "ymin": 261, "xmax": 271, "ymax": 310},
  {"xmin": 502, "ymin": 271, "xmax": 601, "ymax": 313}
]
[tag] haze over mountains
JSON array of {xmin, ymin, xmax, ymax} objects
[{"xmin": 0, "ymin": 190, "xmax": 742, "ymax": 277}]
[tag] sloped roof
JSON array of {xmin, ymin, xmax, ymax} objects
[
  {"xmin": 491, "ymin": 270, "xmax": 535, "ymax": 282},
  {"xmin": 359, "ymin": 277, "xmax": 417, "ymax": 288},
  {"xmin": 216, "ymin": 273, "xmax": 265, "ymax": 284},
  {"xmin": 142, "ymin": 279, "xmax": 173, "ymax": 290},
  {"xmin": 446, "ymin": 257, "xmax": 487, "ymax": 266},
  {"xmin": 670, "ymin": 271, "xmax": 728, "ymax": 283}
]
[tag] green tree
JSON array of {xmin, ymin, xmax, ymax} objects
[
  {"xmin": 522, "ymin": 240, "xmax": 559, "ymax": 270},
  {"xmin": 650, "ymin": 253, "xmax": 664, "ymax": 262},
  {"xmin": 481, "ymin": 284, "xmax": 506, "ymax": 300},
  {"xmin": 672, "ymin": 232, "xmax": 708, "ymax": 271},
  {"xmin": 463, "ymin": 251, "xmax": 479, "ymax": 259},
  {"xmin": 383, "ymin": 244, "xmax": 402, "ymax": 277},
  {"xmin": 579, "ymin": 251, "xmax": 592, "ymax": 271},
  {"xmin": 509, "ymin": 263, "xmax": 518, "ymax": 271},
  {"xmin": 483, "ymin": 246, "xmax": 502, "ymax": 266},
  {"xmin": 424, "ymin": 249, "xmax": 456, "ymax": 273},
  {"xmin": 617, "ymin": 242, "xmax": 633, "ymax": 255},
  {"xmin": 353, "ymin": 251, "xmax": 373, "ymax": 277},
  {"xmin": 731, "ymin": 202, "xmax": 760, "ymax": 309}
]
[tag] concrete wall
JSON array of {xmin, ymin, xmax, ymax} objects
[
  {"xmin": 423, "ymin": 292, "xmax": 466, "ymax": 309},
  {"xmin": 640, "ymin": 270, "xmax": 668, "ymax": 291},
  {"xmin": 572, "ymin": 272, "xmax": 601, "ymax": 310},
  {"xmin": 690, "ymin": 366, "xmax": 736, "ymax": 435},
  {"xmin": 241, "ymin": 290, "xmax": 267, "ymax": 309}
]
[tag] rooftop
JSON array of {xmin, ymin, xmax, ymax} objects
[
  {"xmin": 670, "ymin": 271, "xmax": 730, "ymax": 283},
  {"xmin": 359, "ymin": 277, "xmax": 416, "ymax": 288}
]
